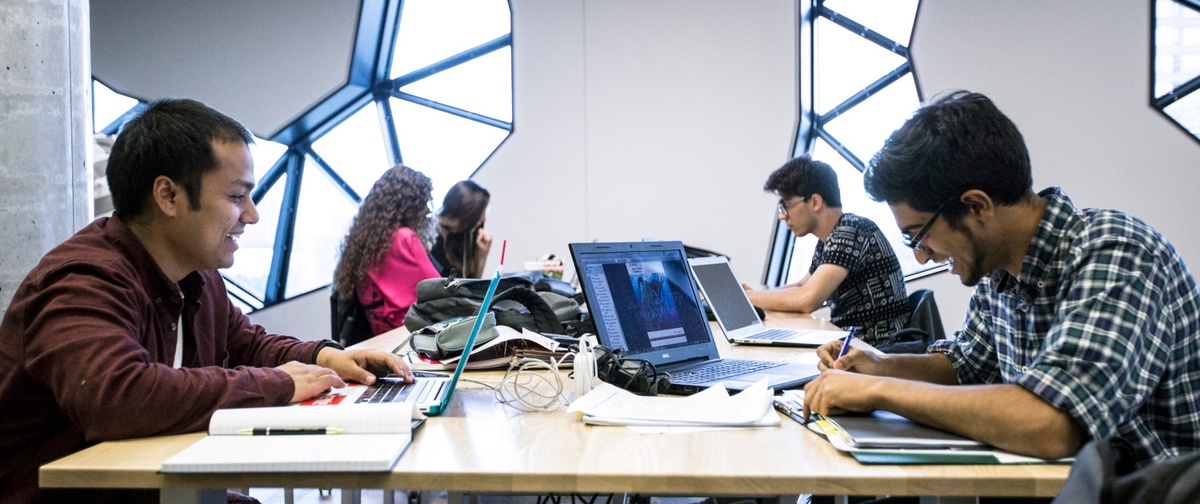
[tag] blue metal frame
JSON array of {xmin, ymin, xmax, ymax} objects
[{"xmin": 247, "ymin": 0, "xmax": 512, "ymax": 306}]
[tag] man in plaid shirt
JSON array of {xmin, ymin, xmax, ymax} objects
[{"xmin": 802, "ymin": 90, "xmax": 1200, "ymax": 465}]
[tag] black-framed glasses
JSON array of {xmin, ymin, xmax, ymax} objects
[
  {"xmin": 904, "ymin": 199, "xmax": 953, "ymax": 255},
  {"xmin": 776, "ymin": 195, "xmax": 809, "ymax": 218}
]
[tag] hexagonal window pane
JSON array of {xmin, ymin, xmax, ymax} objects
[
  {"xmin": 1165, "ymin": 90, "xmax": 1200, "ymax": 135},
  {"xmin": 311, "ymin": 104, "xmax": 391, "ymax": 200},
  {"xmin": 249, "ymin": 137, "xmax": 287, "ymax": 186},
  {"xmin": 821, "ymin": 74, "xmax": 920, "ymax": 163},
  {"xmin": 224, "ymin": 172, "xmax": 286, "ymax": 303},
  {"xmin": 390, "ymin": 0, "xmax": 512, "ymax": 79},
  {"xmin": 92, "ymin": 79, "xmax": 139, "ymax": 133},
  {"xmin": 284, "ymin": 158, "xmax": 359, "ymax": 298},
  {"xmin": 822, "ymin": 0, "xmax": 918, "ymax": 47},
  {"xmin": 390, "ymin": 98, "xmax": 510, "ymax": 202},
  {"xmin": 815, "ymin": 16, "xmax": 907, "ymax": 116},
  {"xmin": 399, "ymin": 46, "xmax": 513, "ymax": 123}
]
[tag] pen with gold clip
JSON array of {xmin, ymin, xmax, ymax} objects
[{"xmin": 236, "ymin": 427, "xmax": 345, "ymax": 436}]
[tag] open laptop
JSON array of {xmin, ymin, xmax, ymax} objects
[
  {"xmin": 300, "ymin": 264, "xmax": 504, "ymax": 416},
  {"xmin": 569, "ymin": 241, "xmax": 818, "ymax": 395},
  {"xmin": 688, "ymin": 256, "xmax": 849, "ymax": 347}
]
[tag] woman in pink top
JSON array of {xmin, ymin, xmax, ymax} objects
[{"xmin": 333, "ymin": 165, "xmax": 440, "ymax": 336}]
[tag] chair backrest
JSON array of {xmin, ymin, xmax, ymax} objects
[
  {"xmin": 882, "ymin": 289, "xmax": 947, "ymax": 354},
  {"xmin": 907, "ymin": 288, "xmax": 946, "ymax": 341},
  {"xmin": 330, "ymin": 286, "xmax": 375, "ymax": 347}
]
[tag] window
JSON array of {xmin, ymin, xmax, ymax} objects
[
  {"xmin": 764, "ymin": 0, "xmax": 940, "ymax": 287},
  {"xmin": 1154, "ymin": 0, "xmax": 1200, "ymax": 143},
  {"xmin": 91, "ymin": 0, "xmax": 513, "ymax": 312}
]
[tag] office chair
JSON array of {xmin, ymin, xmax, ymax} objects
[{"xmin": 883, "ymin": 289, "xmax": 946, "ymax": 354}]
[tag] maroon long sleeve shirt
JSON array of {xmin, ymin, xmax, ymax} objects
[{"xmin": 0, "ymin": 216, "xmax": 323, "ymax": 503}]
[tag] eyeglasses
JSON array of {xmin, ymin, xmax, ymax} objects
[
  {"xmin": 903, "ymin": 199, "xmax": 953, "ymax": 255},
  {"xmin": 776, "ymin": 196, "xmax": 809, "ymax": 218}
]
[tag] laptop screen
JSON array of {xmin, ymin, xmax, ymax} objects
[
  {"xmin": 688, "ymin": 258, "xmax": 760, "ymax": 331},
  {"xmin": 570, "ymin": 242, "xmax": 718, "ymax": 366}
]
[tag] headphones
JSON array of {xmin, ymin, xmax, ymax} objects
[{"xmin": 591, "ymin": 344, "xmax": 670, "ymax": 396}]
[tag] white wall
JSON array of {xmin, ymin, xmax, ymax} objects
[{"xmin": 475, "ymin": 0, "xmax": 797, "ymax": 284}]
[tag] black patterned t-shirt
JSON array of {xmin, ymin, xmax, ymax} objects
[{"xmin": 809, "ymin": 213, "xmax": 909, "ymax": 346}]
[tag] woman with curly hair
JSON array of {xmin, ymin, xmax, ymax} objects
[
  {"xmin": 334, "ymin": 165, "xmax": 439, "ymax": 336},
  {"xmin": 430, "ymin": 180, "xmax": 493, "ymax": 279}
]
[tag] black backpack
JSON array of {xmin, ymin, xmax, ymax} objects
[
  {"xmin": 1053, "ymin": 436, "xmax": 1200, "ymax": 504},
  {"xmin": 403, "ymin": 274, "xmax": 587, "ymax": 336}
]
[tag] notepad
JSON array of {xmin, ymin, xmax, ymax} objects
[{"xmin": 161, "ymin": 403, "xmax": 419, "ymax": 473}]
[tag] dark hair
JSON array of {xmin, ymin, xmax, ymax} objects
[
  {"xmin": 106, "ymin": 98, "xmax": 254, "ymax": 219},
  {"xmin": 864, "ymin": 90, "xmax": 1033, "ymax": 219},
  {"xmin": 334, "ymin": 165, "xmax": 434, "ymax": 297},
  {"xmin": 439, "ymin": 180, "xmax": 491, "ymax": 278},
  {"xmin": 763, "ymin": 155, "xmax": 842, "ymax": 207}
]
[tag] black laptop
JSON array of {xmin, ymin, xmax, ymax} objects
[{"xmin": 569, "ymin": 241, "xmax": 818, "ymax": 394}]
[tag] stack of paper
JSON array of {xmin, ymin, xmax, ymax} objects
[
  {"xmin": 161, "ymin": 403, "xmax": 418, "ymax": 473},
  {"xmin": 567, "ymin": 378, "xmax": 779, "ymax": 427}
]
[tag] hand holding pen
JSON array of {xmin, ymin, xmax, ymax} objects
[
  {"xmin": 835, "ymin": 326, "xmax": 857, "ymax": 360},
  {"xmin": 816, "ymin": 326, "xmax": 858, "ymax": 371}
]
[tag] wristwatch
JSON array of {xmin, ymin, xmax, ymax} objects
[{"xmin": 311, "ymin": 339, "xmax": 345, "ymax": 364}]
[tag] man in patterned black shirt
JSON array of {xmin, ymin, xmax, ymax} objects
[
  {"xmin": 743, "ymin": 155, "xmax": 909, "ymax": 348},
  {"xmin": 804, "ymin": 90, "xmax": 1200, "ymax": 464}
]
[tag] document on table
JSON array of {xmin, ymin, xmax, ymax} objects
[
  {"xmin": 161, "ymin": 402, "xmax": 420, "ymax": 473},
  {"xmin": 567, "ymin": 378, "xmax": 779, "ymax": 427}
]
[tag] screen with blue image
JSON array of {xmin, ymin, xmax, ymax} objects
[{"xmin": 577, "ymin": 249, "xmax": 710, "ymax": 355}]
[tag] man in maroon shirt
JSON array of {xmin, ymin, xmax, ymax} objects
[{"xmin": 0, "ymin": 98, "xmax": 414, "ymax": 504}]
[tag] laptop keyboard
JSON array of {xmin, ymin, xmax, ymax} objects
[
  {"xmin": 669, "ymin": 359, "xmax": 784, "ymax": 383},
  {"xmin": 356, "ymin": 378, "xmax": 442, "ymax": 404},
  {"xmin": 753, "ymin": 328, "xmax": 803, "ymax": 341}
]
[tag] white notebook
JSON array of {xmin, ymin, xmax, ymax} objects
[{"xmin": 161, "ymin": 402, "xmax": 419, "ymax": 473}]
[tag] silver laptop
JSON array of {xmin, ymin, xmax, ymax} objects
[
  {"xmin": 569, "ymin": 241, "xmax": 818, "ymax": 395},
  {"xmin": 688, "ymin": 256, "xmax": 849, "ymax": 347},
  {"xmin": 301, "ymin": 265, "xmax": 504, "ymax": 416}
]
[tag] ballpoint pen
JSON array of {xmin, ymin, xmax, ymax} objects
[
  {"xmin": 236, "ymin": 427, "xmax": 345, "ymax": 436},
  {"xmin": 836, "ymin": 326, "xmax": 857, "ymax": 360}
]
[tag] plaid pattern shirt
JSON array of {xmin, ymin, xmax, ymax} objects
[{"xmin": 930, "ymin": 187, "xmax": 1200, "ymax": 465}]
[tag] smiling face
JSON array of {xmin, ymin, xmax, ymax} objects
[
  {"xmin": 891, "ymin": 200, "xmax": 990, "ymax": 286},
  {"xmin": 165, "ymin": 140, "xmax": 259, "ymax": 274}
]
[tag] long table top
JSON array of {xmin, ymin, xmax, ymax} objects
[{"xmin": 40, "ymin": 312, "xmax": 1069, "ymax": 498}]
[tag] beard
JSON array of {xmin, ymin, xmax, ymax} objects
[{"xmin": 953, "ymin": 225, "xmax": 990, "ymax": 287}]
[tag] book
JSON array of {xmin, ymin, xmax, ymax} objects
[
  {"xmin": 774, "ymin": 391, "xmax": 1071, "ymax": 465},
  {"xmin": 567, "ymin": 378, "xmax": 780, "ymax": 428},
  {"xmin": 160, "ymin": 403, "xmax": 418, "ymax": 473},
  {"xmin": 397, "ymin": 325, "xmax": 571, "ymax": 371}
]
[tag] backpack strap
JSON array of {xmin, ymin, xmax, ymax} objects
[{"xmin": 490, "ymin": 286, "xmax": 564, "ymax": 334}]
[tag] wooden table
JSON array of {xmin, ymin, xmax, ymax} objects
[{"xmin": 39, "ymin": 313, "xmax": 1069, "ymax": 503}]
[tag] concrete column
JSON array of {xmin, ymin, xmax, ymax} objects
[{"xmin": 0, "ymin": 0, "xmax": 91, "ymax": 313}]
